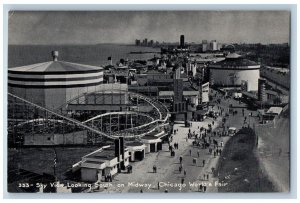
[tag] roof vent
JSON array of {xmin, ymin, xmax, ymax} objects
[{"xmin": 51, "ymin": 51, "xmax": 59, "ymax": 61}]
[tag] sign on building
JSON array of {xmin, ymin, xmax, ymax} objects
[{"xmin": 200, "ymin": 82, "xmax": 209, "ymax": 103}]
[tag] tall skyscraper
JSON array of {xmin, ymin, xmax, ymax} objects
[
  {"xmin": 149, "ymin": 40, "xmax": 154, "ymax": 46},
  {"xmin": 202, "ymin": 40, "xmax": 208, "ymax": 52},
  {"xmin": 180, "ymin": 35, "xmax": 185, "ymax": 48},
  {"xmin": 135, "ymin": 39, "xmax": 140, "ymax": 46},
  {"xmin": 211, "ymin": 40, "xmax": 218, "ymax": 51}
]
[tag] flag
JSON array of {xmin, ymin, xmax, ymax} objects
[{"xmin": 108, "ymin": 56, "xmax": 112, "ymax": 60}]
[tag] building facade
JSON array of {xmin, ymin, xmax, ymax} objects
[
  {"xmin": 8, "ymin": 51, "xmax": 104, "ymax": 109},
  {"xmin": 209, "ymin": 53, "xmax": 260, "ymax": 91}
]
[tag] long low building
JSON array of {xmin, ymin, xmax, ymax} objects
[
  {"xmin": 81, "ymin": 145, "xmax": 130, "ymax": 182},
  {"xmin": 260, "ymin": 66, "xmax": 290, "ymax": 90},
  {"xmin": 209, "ymin": 53, "xmax": 260, "ymax": 91},
  {"xmin": 79, "ymin": 140, "xmax": 147, "ymax": 182},
  {"xmin": 8, "ymin": 51, "xmax": 104, "ymax": 109}
]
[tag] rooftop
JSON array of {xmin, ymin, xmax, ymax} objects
[
  {"xmin": 126, "ymin": 141, "xmax": 145, "ymax": 147},
  {"xmin": 213, "ymin": 57, "xmax": 258, "ymax": 67},
  {"xmin": 267, "ymin": 107, "xmax": 283, "ymax": 115},
  {"xmin": 83, "ymin": 160, "xmax": 104, "ymax": 165},
  {"xmin": 86, "ymin": 148, "xmax": 116, "ymax": 160},
  {"xmin": 263, "ymin": 66, "xmax": 290, "ymax": 74},
  {"xmin": 9, "ymin": 60, "xmax": 103, "ymax": 73},
  {"xmin": 242, "ymin": 91, "xmax": 258, "ymax": 100},
  {"xmin": 225, "ymin": 53, "xmax": 241, "ymax": 59}
]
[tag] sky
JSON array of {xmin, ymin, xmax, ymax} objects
[{"xmin": 8, "ymin": 11, "xmax": 290, "ymax": 45}]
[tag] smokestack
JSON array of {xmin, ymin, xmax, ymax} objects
[{"xmin": 51, "ymin": 51, "xmax": 59, "ymax": 61}]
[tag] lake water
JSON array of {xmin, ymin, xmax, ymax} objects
[{"xmin": 8, "ymin": 44, "xmax": 161, "ymax": 68}]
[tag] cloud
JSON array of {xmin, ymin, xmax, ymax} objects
[{"xmin": 8, "ymin": 11, "xmax": 290, "ymax": 45}]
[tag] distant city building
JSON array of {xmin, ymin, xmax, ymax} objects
[
  {"xmin": 149, "ymin": 40, "xmax": 154, "ymax": 46},
  {"xmin": 180, "ymin": 35, "xmax": 185, "ymax": 48},
  {"xmin": 210, "ymin": 40, "xmax": 218, "ymax": 51},
  {"xmin": 202, "ymin": 40, "xmax": 208, "ymax": 52},
  {"xmin": 217, "ymin": 43, "xmax": 223, "ymax": 51},
  {"xmin": 135, "ymin": 39, "xmax": 141, "ymax": 46},
  {"xmin": 135, "ymin": 38, "xmax": 159, "ymax": 46}
]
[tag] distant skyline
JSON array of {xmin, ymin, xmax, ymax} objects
[{"xmin": 8, "ymin": 11, "xmax": 290, "ymax": 45}]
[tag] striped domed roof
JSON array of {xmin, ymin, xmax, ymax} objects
[
  {"xmin": 9, "ymin": 61, "xmax": 102, "ymax": 73},
  {"xmin": 9, "ymin": 51, "xmax": 102, "ymax": 74}
]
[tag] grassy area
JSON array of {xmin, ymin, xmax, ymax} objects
[{"xmin": 214, "ymin": 128, "xmax": 276, "ymax": 192}]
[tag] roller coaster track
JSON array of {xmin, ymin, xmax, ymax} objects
[
  {"xmin": 63, "ymin": 90, "xmax": 170, "ymax": 137},
  {"xmin": 8, "ymin": 93, "xmax": 119, "ymax": 139},
  {"xmin": 9, "ymin": 90, "xmax": 170, "ymax": 140},
  {"xmin": 83, "ymin": 111, "xmax": 154, "ymax": 123},
  {"xmin": 65, "ymin": 90, "xmax": 170, "ymax": 138},
  {"xmin": 56, "ymin": 90, "xmax": 169, "ymax": 123}
]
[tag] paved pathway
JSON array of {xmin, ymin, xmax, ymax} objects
[{"xmin": 92, "ymin": 90, "xmax": 259, "ymax": 193}]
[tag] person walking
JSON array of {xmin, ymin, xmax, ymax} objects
[
  {"xmin": 153, "ymin": 165, "xmax": 157, "ymax": 173},
  {"xmin": 197, "ymin": 150, "xmax": 200, "ymax": 158},
  {"xmin": 199, "ymin": 184, "xmax": 203, "ymax": 192},
  {"xmin": 202, "ymin": 159, "xmax": 205, "ymax": 167},
  {"xmin": 184, "ymin": 170, "xmax": 187, "ymax": 176},
  {"xmin": 193, "ymin": 158, "xmax": 197, "ymax": 165},
  {"xmin": 189, "ymin": 149, "xmax": 192, "ymax": 156}
]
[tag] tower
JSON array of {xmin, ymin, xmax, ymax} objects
[
  {"xmin": 258, "ymin": 78, "xmax": 267, "ymax": 102},
  {"xmin": 180, "ymin": 35, "xmax": 185, "ymax": 48}
]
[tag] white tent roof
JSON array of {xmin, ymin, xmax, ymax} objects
[{"xmin": 267, "ymin": 107, "xmax": 283, "ymax": 115}]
